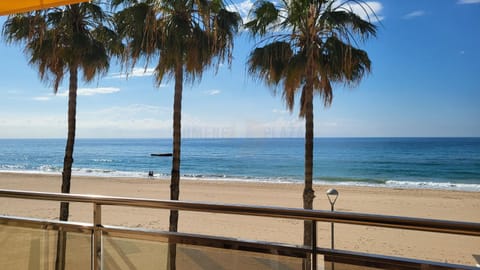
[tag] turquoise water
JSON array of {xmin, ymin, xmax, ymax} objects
[{"xmin": 0, "ymin": 138, "xmax": 479, "ymax": 191}]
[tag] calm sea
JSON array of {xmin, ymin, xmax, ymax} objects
[{"xmin": 0, "ymin": 138, "xmax": 479, "ymax": 191}]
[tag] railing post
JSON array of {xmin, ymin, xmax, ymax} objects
[
  {"xmin": 311, "ymin": 220, "xmax": 317, "ymax": 270},
  {"xmin": 93, "ymin": 203, "xmax": 102, "ymax": 270}
]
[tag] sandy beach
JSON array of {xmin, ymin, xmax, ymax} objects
[{"xmin": 0, "ymin": 172, "xmax": 479, "ymax": 266}]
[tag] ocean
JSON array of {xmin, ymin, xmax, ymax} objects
[{"xmin": 0, "ymin": 138, "xmax": 479, "ymax": 191}]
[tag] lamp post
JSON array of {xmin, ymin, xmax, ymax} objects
[{"xmin": 326, "ymin": 189, "xmax": 339, "ymax": 249}]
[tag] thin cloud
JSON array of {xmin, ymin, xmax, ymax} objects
[
  {"xmin": 272, "ymin": 109, "xmax": 289, "ymax": 114},
  {"xmin": 95, "ymin": 104, "xmax": 170, "ymax": 116},
  {"xmin": 109, "ymin": 67, "xmax": 155, "ymax": 79},
  {"xmin": 34, "ymin": 87, "xmax": 120, "ymax": 100},
  {"xmin": 58, "ymin": 87, "xmax": 120, "ymax": 96},
  {"xmin": 457, "ymin": 0, "xmax": 480, "ymax": 4},
  {"xmin": 205, "ymin": 89, "xmax": 221, "ymax": 96},
  {"xmin": 245, "ymin": 117, "xmax": 304, "ymax": 137},
  {"xmin": 403, "ymin": 10, "xmax": 425, "ymax": 19},
  {"xmin": 33, "ymin": 96, "xmax": 51, "ymax": 101}
]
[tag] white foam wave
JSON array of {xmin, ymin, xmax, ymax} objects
[
  {"xmin": 0, "ymin": 164, "xmax": 26, "ymax": 170},
  {"xmin": 181, "ymin": 175, "xmax": 295, "ymax": 184},
  {"xmin": 38, "ymin": 165, "xmax": 61, "ymax": 172},
  {"xmin": 92, "ymin": 159, "xmax": 113, "ymax": 163},
  {"xmin": 385, "ymin": 180, "xmax": 480, "ymax": 192},
  {"xmin": 1, "ymin": 166, "xmax": 479, "ymax": 192},
  {"xmin": 72, "ymin": 168, "xmax": 158, "ymax": 178}
]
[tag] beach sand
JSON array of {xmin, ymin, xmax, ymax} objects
[{"xmin": 0, "ymin": 172, "xmax": 479, "ymax": 266}]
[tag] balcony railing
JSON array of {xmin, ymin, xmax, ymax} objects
[{"xmin": 1, "ymin": 189, "xmax": 479, "ymax": 270}]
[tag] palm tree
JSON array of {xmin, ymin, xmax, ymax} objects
[
  {"xmin": 113, "ymin": 0, "xmax": 240, "ymax": 268},
  {"xmin": 2, "ymin": 3, "xmax": 122, "ymax": 269},
  {"xmin": 245, "ymin": 0, "xmax": 377, "ymax": 254}
]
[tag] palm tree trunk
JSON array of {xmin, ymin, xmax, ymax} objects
[
  {"xmin": 303, "ymin": 86, "xmax": 315, "ymax": 238},
  {"xmin": 56, "ymin": 67, "xmax": 78, "ymax": 270},
  {"xmin": 303, "ymin": 29, "xmax": 316, "ymax": 265},
  {"xmin": 168, "ymin": 63, "xmax": 183, "ymax": 270},
  {"xmin": 302, "ymin": 85, "xmax": 315, "ymax": 270},
  {"xmin": 304, "ymin": 12, "xmax": 317, "ymax": 266}
]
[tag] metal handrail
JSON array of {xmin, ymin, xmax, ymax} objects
[
  {"xmin": 0, "ymin": 215, "xmax": 309, "ymax": 258},
  {"xmin": 1, "ymin": 189, "xmax": 479, "ymax": 237}
]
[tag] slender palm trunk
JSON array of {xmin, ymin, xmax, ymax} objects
[
  {"xmin": 168, "ymin": 63, "xmax": 183, "ymax": 270},
  {"xmin": 303, "ymin": 85, "xmax": 315, "ymax": 231},
  {"xmin": 304, "ymin": 8, "xmax": 317, "ymax": 267},
  {"xmin": 56, "ymin": 67, "xmax": 78, "ymax": 270},
  {"xmin": 302, "ymin": 84, "xmax": 315, "ymax": 270},
  {"xmin": 303, "ymin": 10, "xmax": 317, "ymax": 262},
  {"xmin": 303, "ymin": 86, "xmax": 315, "ymax": 236}
]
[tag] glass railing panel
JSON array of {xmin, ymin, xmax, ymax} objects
[
  {"xmin": 0, "ymin": 224, "xmax": 91, "ymax": 270},
  {"xmin": 103, "ymin": 235, "xmax": 306, "ymax": 270},
  {"xmin": 323, "ymin": 262, "xmax": 383, "ymax": 270},
  {"xmin": 64, "ymin": 232, "xmax": 91, "ymax": 269},
  {"xmin": 175, "ymin": 244, "xmax": 305, "ymax": 270},
  {"xmin": 103, "ymin": 235, "xmax": 168, "ymax": 269},
  {"xmin": 332, "ymin": 224, "xmax": 480, "ymax": 266},
  {"xmin": 0, "ymin": 224, "xmax": 57, "ymax": 270}
]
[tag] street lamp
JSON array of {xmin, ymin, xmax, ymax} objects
[{"xmin": 326, "ymin": 189, "xmax": 339, "ymax": 249}]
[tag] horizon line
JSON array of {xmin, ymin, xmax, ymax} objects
[{"xmin": 0, "ymin": 136, "xmax": 479, "ymax": 140}]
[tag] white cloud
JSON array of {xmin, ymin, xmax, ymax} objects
[
  {"xmin": 32, "ymin": 87, "xmax": 120, "ymax": 102},
  {"xmin": 457, "ymin": 0, "xmax": 480, "ymax": 4},
  {"xmin": 79, "ymin": 87, "xmax": 120, "ymax": 96},
  {"xmin": 78, "ymin": 104, "xmax": 171, "ymax": 137},
  {"xmin": 227, "ymin": 0, "xmax": 254, "ymax": 22},
  {"xmin": 181, "ymin": 113, "xmax": 237, "ymax": 138},
  {"xmin": 93, "ymin": 104, "xmax": 170, "ymax": 116},
  {"xmin": 57, "ymin": 87, "xmax": 120, "ymax": 97},
  {"xmin": 245, "ymin": 117, "xmax": 304, "ymax": 137},
  {"xmin": 51, "ymin": 104, "xmax": 172, "ymax": 138},
  {"xmin": 109, "ymin": 67, "xmax": 155, "ymax": 79},
  {"xmin": 205, "ymin": 89, "xmax": 221, "ymax": 96},
  {"xmin": 0, "ymin": 114, "xmax": 67, "ymax": 138},
  {"xmin": 272, "ymin": 109, "xmax": 289, "ymax": 114},
  {"xmin": 0, "ymin": 102, "xmax": 175, "ymax": 138},
  {"xmin": 33, "ymin": 96, "xmax": 51, "ymax": 101},
  {"xmin": 403, "ymin": 10, "xmax": 425, "ymax": 19},
  {"xmin": 7, "ymin": 90, "xmax": 21, "ymax": 94},
  {"xmin": 339, "ymin": 1, "xmax": 384, "ymax": 22}
]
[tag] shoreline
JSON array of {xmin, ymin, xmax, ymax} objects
[
  {"xmin": 1, "ymin": 169, "xmax": 479, "ymax": 192},
  {"xmin": 0, "ymin": 172, "xmax": 479, "ymax": 265}
]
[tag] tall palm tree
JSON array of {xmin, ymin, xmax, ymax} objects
[
  {"xmin": 113, "ymin": 0, "xmax": 240, "ymax": 268},
  {"xmin": 2, "ymin": 3, "xmax": 122, "ymax": 269},
  {"xmin": 245, "ymin": 0, "xmax": 377, "ymax": 252}
]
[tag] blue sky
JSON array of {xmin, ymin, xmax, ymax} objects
[{"xmin": 0, "ymin": 0, "xmax": 479, "ymax": 138}]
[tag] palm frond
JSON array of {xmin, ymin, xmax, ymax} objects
[
  {"xmin": 116, "ymin": 0, "xmax": 240, "ymax": 86},
  {"xmin": 248, "ymin": 41, "xmax": 293, "ymax": 86},
  {"xmin": 2, "ymin": 2, "xmax": 121, "ymax": 92},
  {"xmin": 244, "ymin": 0, "xmax": 280, "ymax": 36}
]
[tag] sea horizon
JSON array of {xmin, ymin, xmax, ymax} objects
[
  {"xmin": 1, "ymin": 136, "xmax": 479, "ymax": 139},
  {"xmin": 1, "ymin": 137, "xmax": 479, "ymax": 192}
]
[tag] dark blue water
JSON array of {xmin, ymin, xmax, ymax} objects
[{"xmin": 0, "ymin": 138, "xmax": 479, "ymax": 191}]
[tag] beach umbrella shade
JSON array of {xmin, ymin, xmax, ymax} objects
[{"xmin": 0, "ymin": 0, "xmax": 89, "ymax": 16}]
